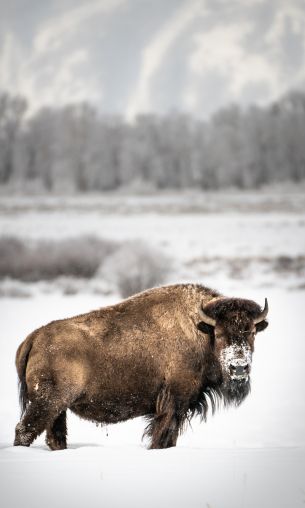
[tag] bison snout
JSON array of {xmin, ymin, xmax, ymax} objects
[{"xmin": 229, "ymin": 363, "xmax": 249, "ymax": 378}]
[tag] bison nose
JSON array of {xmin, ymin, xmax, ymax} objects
[{"xmin": 230, "ymin": 364, "xmax": 249, "ymax": 377}]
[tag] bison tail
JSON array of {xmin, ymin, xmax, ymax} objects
[{"xmin": 15, "ymin": 334, "xmax": 33, "ymax": 417}]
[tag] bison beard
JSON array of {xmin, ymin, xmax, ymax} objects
[
  {"xmin": 187, "ymin": 377, "xmax": 250, "ymax": 425},
  {"xmin": 13, "ymin": 283, "xmax": 268, "ymax": 450},
  {"xmin": 221, "ymin": 378, "xmax": 251, "ymax": 407}
]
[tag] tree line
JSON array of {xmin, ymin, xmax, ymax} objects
[{"xmin": 0, "ymin": 90, "xmax": 304, "ymax": 192}]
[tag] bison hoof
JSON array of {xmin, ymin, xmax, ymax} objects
[
  {"xmin": 14, "ymin": 423, "xmax": 33, "ymax": 447},
  {"xmin": 46, "ymin": 436, "xmax": 67, "ymax": 451},
  {"xmin": 13, "ymin": 439, "xmax": 31, "ymax": 447}
]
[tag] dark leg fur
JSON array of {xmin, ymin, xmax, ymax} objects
[
  {"xmin": 145, "ymin": 386, "xmax": 185, "ymax": 449},
  {"xmin": 46, "ymin": 411, "xmax": 67, "ymax": 450},
  {"xmin": 14, "ymin": 382, "xmax": 68, "ymax": 449},
  {"xmin": 14, "ymin": 400, "xmax": 57, "ymax": 447}
]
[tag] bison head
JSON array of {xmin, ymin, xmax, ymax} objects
[{"xmin": 199, "ymin": 297, "xmax": 268, "ymax": 405}]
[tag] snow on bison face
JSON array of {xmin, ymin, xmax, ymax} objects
[
  {"xmin": 220, "ymin": 340, "xmax": 253, "ymax": 381},
  {"xmin": 199, "ymin": 297, "xmax": 268, "ymax": 405}
]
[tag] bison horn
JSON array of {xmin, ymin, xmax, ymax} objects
[
  {"xmin": 198, "ymin": 305, "xmax": 216, "ymax": 327},
  {"xmin": 253, "ymin": 298, "xmax": 269, "ymax": 324}
]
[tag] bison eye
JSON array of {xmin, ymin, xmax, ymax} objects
[{"xmin": 197, "ymin": 322, "xmax": 214, "ymax": 335}]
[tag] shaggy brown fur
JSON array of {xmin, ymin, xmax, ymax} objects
[{"xmin": 14, "ymin": 283, "xmax": 268, "ymax": 450}]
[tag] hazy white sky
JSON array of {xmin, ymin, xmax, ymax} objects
[{"xmin": 0, "ymin": 0, "xmax": 304, "ymax": 118}]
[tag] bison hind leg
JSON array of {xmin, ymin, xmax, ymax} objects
[
  {"xmin": 14, "ymin": 398, "xmax": 59, "ymax": 448},
  {"xmin": 14, "ymin": 380, "xmax": 70, "ymax": 450},
  {"xmin": 46, "ymin": 410, "xmax": 67, "ymax": 450},
  {"xmin": 144, "ymin": 386, "xmax": 186, "ymax": 449}
]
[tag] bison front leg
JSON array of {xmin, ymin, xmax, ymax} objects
[
  {"xmin": 46, "ymin": 410, "xmax": 67, "ymax": 450},
  {"xmin": 150, "ymin": 414, "xmax": 180, "ymax": 449},
  {"xmin": 146, "ymin": 386, "xmax": 184, "ymax": 449}
]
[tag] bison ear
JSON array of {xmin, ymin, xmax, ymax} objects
[{"xmin": 255, "ymin": 320, "xmax": 268, "ymax": 333}]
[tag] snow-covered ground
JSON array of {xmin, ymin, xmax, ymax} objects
[
  {"xmin": 0, "ymin": 192, "xmax": 305, "ymax": 507},
  {"xmin": 1, "ymin": 193, "xmax": 305, "ymax": 294},
  {"xmin": 1, "ymin": 206, "xmax": 305, "ymax": 262}
]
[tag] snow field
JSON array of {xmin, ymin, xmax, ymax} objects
[
  {"xmin": 0, "ymin": 289, "xmax": 305, "ymax": 508},
  {"xmin": 1, "ymin": 195, "xmax": 305, "ymax": 507}
]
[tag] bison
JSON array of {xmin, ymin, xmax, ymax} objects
[{"xmin": 14, "ymin": 283, "xmax": 268, "ymax": 450}]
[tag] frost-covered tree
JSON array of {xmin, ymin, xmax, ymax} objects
[
  {"xmin": 21, "ymin": 108, "xmax": 57, "ymax": 190},
  {"xmin": 1, "ymin": 89, "xmax": 305, "ymax": 192},
  {"xmin": 0, "ymin": 92, "xmax": 27, "ymax": 183}
]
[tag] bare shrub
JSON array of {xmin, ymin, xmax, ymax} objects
[
  {"xmin": 0, "ymin": 235, "xmax": 116, "ymax": 281},
  {"xmin": 227, "ymin": 257, "xmax": 250, "ymax": 279},
  {"xmin": 100, "ymin": 241, "xmax": 171, "ymax": 298},
  {"xmin": 0, "ymin": 237, "xmax": 27, "ymax": 279},
  {"xmin": 0, "ymin": 279, "xmax": 31, "ymax": 298},
  {"xmin": 273, "ymin": 255, "xmax": 305, "ymax": 274}
]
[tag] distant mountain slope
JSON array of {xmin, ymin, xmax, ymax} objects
[{"xmin": 0, "ymin": 0, "xmax": 304, "ymax": 117}]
